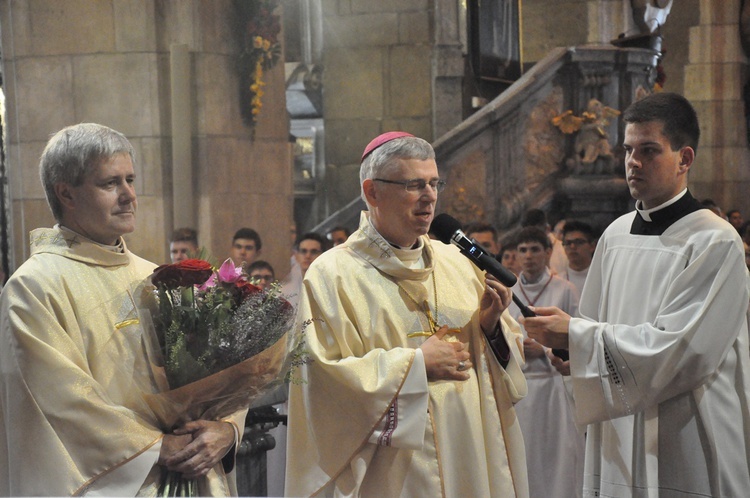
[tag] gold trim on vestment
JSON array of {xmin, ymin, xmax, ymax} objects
[
  {"xmin": 312, "ymin": 350, "xmax": 418, "ymax": 496},
  {"xmin": 73, "ymin": 435, "xmax": 163, "ymax": 496},
  {"xmin": 114, "ymin": 318, "xmax": 140, "ymax": 329},
  {"xmin": 427, "ymin": 399, "xmax": 447, "ymax": 498}
]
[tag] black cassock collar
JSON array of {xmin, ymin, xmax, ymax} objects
[{"xmin": 630, "ymin": 190, "xmax": 705, "ymax": 236}]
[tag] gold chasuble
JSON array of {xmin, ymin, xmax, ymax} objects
[
  {"xmin": 286, "ymin": 212, "xmax": 529, "ymax": 497},
  {"xmin": 0, "ymin": 227, "xmax": 237, "ymax": 496}
]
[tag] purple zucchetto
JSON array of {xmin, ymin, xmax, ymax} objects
[{"xmin": 360, "ymin": 131, "xmax": 415, "ymax": 162}]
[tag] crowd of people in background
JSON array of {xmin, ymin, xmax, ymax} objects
[
  {"xmin": 3, "ymin": 93, "xmax": 750, "ymax": 497},
  {"xmin": 166, "ymin": 225, "xmax": 348, "ymax": 298},
  {"xmin": 164, "ymin": 200, "xmax": 749, "ymax": 299}
]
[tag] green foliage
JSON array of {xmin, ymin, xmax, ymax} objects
[{"xmin": 152, "ymin": 274, "xmax": 294, "ymax": 389}]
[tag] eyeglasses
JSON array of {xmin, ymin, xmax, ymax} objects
[
  {"xmin": 562, "ymin": 238, "xmax": 590, "ymax": 248},
  {"xmin": 297, "ymin": 248, "xmax": 321, "ymax": 256},
  {"xmin": 373, "ymin": 178, "xmax": 446, "ymax": 193}
]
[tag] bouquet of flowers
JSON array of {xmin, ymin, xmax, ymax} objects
[{"xmin": 136, "ymin": 258, "xmax": 299, "ymax": 496}]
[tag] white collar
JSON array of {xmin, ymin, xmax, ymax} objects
[{"xmin": 636, "ymin": 188, "xmax": 687, "ymax": 222}]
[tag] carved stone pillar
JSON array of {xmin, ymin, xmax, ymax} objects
[
  {"xmin": 684, "ymin": 0, "xmax": 750, "ymax": 216},
  {"xmin": 555, "ymin": 47, "xmax": 656, "ymax": 228}
]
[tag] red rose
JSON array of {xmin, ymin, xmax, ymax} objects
[
  {"xmin": 152, "ymin": 259, "xmax": 214, "ymax": 289},
  {"xmin": 279, "ymin": 297, "xmax": 293, "ymax": 314},
  {"xmin": 151, "ymin": 264, "xmax": 179, "ymax": 288},
  {"xmin": 236, "ymin": 280, "xmax": 263, "ymax": 299},
  {"xmin": 178, "ymin": 258, "xmax": 213, "ymax": 273}
]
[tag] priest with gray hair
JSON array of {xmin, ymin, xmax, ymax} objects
[
  {"xmin": 0, "ymin": 123, "xmax": 244, "ymax": 496},
  {"xmin": 285, "ymin": 131, "xmax": 529, "ymax": 497}
]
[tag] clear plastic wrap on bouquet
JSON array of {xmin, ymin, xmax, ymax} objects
[
  {"xmin": 108, "ymin": 259, "xmax": 306, "ymax": 496},
  {"xmin": 133, "ymin": 258, "xmax": 302, "ymax": 430},
  {"xmin": 139, "ymin": 325, "xmax": 290, "ymax": 430}
]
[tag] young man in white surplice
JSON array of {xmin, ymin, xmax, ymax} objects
[{"xmin": 508, "ymin": 226, "xmax": 584, "ymax": 498}]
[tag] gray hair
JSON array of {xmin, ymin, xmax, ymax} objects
[
  {"xmin": 359, "ymin": 136, "xmax": 435, "ymax": 205},
  {"xmin": 40, "ymin": 123, "xmax": 136, "ymax": 221}
]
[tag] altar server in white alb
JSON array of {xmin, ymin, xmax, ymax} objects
[
  {"xmin": 285, "ymin": 132, "xmax": 529, "ymax": 497},
  {"xmin": 508, "ymin": 226, "xmax": 584, "ymax": 498},
  {"xmin": 523, "ymin": 92, "xmax": 750, "ymax": 496}
]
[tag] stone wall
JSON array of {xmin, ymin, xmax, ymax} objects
[
  {"xmin": 0, "ymin": 0, "xmax": 293, "ymax": 275},
  {"xmin": 522, "ymin": 0, "xmax": 590, "ymax": 63},
  {"xmin": 320, "ymin": 0, "xmax": 437, "ymax": 214},
  {"xmin": 684, "ymin": 0, "xmax": 750, "ymax": 216},
  {"xmin": 659, "ymin": 0, "xmax": 700, "ymax": 97}
]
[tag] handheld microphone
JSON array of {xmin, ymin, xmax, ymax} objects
[
  {"xmin": 430, "ymin": 213, "xmax": 570, "ymax": 361},
  {"xmin": 430, "ymin": 214, "xmax": 517, "ymax": 287}
]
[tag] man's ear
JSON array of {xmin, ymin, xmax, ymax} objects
[
  {"xmin": 54, "ymin": 183, "xmax": 76, "ymax": 210},
  {"xmin": 362, "ymin": 179, "xmax": 378, "ymax": 207},
  {"xmin": 679, "ymin": 146, "xmax": 695, "ymax": 173}
]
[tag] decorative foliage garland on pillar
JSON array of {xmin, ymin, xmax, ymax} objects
[{"xmin": 236, "ymin": 0, "xmax": 282, "ymax": 127}]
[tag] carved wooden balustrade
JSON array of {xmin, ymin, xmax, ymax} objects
[{"xmin": 434, "ymin": 45, "xmax": 659, "ymax": 233}]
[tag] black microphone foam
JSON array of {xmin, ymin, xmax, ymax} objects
[
  {"xmin": 431, "ymin": 213, "xmax": 463, "ymax": 244},
  {"xmin": 430, "ymin": 213, "xmax": 517, "ymax": 287},
  {"xmin": 431, "ymin": 214, "xmax": 570, "ymax": 361}
]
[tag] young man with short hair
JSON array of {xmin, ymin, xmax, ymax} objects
[
  {"xmin": 524, "ymin": 92, "xmax": 750, "ymax": 496},
  {"xmin": 465, "ymin": 222, "xmax": 500, "ymax": 256},
  {"xmin": 246, "ymin": 260, "xmax": 275, "ymax": 291},
  {"xmin": 325, "ymin": 226, "xmax": 350, "ymax": 247},
  {"xmin": 508, "ymin": 226, "xmax": 583, "ymax": 498},
  {"xmin": 293, "ymin": 232, "xmax": 325, "ymax": 276},
  {"xmin": 230, "ymin": 227, "xmax": 262, "ymax": 268},
  {"xmin": 559, "ymin": 220, "xmax": 597, "ymax": 297},
  {"xmin": 169, "ymin": 227, "xmax": 199, "ymax": 263}
]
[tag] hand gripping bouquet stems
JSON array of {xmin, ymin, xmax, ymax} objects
[{"xmin": 133, "ymin": 258, "xmax": 302, "ymax": 496}]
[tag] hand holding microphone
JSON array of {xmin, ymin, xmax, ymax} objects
[
  {"xmin": 430, "ymin": 213, "xmax": 570, "ymax": 361},
  {"xmin": 430, "ymin": 213, "xmax": 535, "ymax": 317}
]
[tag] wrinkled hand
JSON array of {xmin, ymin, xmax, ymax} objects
[
  {"xmin": 163, "ymin": 420, "xmax": 235, "ymax": 479},
  {"xmin": 519, "ymin": 306, "xmax": 571, "ymax": 350},
  {"xmin": 523, "ymin": 337, "xmax": 546, "ymax": 359},
  {"xmin": 420, "ymin": 325, "xmax": 472, "ymax": 381},
  {"xmin": 159, "ymin": 434, "xmax": 192, "ymax": 466},
  {"xmin": 546, "ymin": 348, "xmax": 571, "ymax": 376},
  {"xmin": 479, "ymin": 274, "xmax": 513, "ymax": 334}
]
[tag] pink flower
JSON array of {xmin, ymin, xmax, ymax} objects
[
  {"xmin": 218, "ymin": 258, "xmax": 243, "ymax": 283},
  {"xmin": 197, "ymin": 274, "xmax": 217, "ymax": 291}
]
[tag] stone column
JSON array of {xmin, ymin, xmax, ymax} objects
[
  {"xmin": 321, "ymin": 0, "xmax": 434, "ymax": 214},
  {"xmin": 522, "ymin": 0, "xmax": 590, "ymax": 63},
  {"xmin": 684, "ymin": 0, "xmax": 750, "ymax": 216},
  {"xmin": 586, "ymin": 0, "xmax": 629, "ymax": 45},
  {"xmin": 432, "ymin": 0, "xmax": 465, "ymax": 139},
  {"xmin": 0, "ymin": 1, "xmax": 293, "ymax": 274}
]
